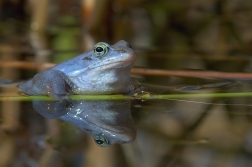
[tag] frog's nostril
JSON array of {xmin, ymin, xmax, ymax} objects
[{"xmin": 127, "ymin": 43, "xmax": 132, "ymax": 48}]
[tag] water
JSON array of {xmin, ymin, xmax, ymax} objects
[{"xmin": 1, "ymin": 64, "xmax": 252, "ymax": 167}]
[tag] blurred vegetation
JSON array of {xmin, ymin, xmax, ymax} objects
[
  {"xmin": 2, "ymin": 0, "xmax": 252, "ymax": 167},
  {"xmin": 1, "ymin": 0, "xmax": 252, "ymax": 56},
  {"xmin": 1, "ymin": 0, "xmax": 252, "ymax": 78}
]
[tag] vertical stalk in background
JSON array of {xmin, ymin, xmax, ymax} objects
[
  {"xmin": 81, "ymin": 0, "xmax": 110, "ymax": 50},
  {"xmin": 28, "ymin": 1, "xmax": 62, "ymax": 165},
  {"xmin": 0, "ymin": 45, "xmax": 20, "ymax": 166},
  {"xmin": 29, "ymin": 0, "xmax": 50, "ymax": 70}
]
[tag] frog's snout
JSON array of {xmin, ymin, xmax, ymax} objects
[
  {"xmin": 115, "ymin": 40, "xmax": 135, "ymax": 62},
  {"xmin": 114, "ymin": 40, "xmax": 132, "ymax": 48}
]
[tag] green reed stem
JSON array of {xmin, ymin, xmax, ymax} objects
[{"xmin": 1, "ymin": 92, "xmax": 252, "ymax": 101}]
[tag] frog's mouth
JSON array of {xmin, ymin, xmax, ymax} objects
[
  {"xmin": 102, "ymin": 61, "xmax": 134, "ymax": 69},
  {"xmin": 89, "ymin": 60, "xmax": 134, "ymax": 71}
]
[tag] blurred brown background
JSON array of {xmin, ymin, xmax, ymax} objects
[{"xmin": 1, "ymin": 0, "xmax": 252, "ymax": 167}]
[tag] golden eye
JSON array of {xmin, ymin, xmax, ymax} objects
[
  {"xmin": 93, "ymin": 134, "xmax": 109, "ymax": 147},
  {"xmin": 93, "ymin": 42, "xmax": 109, "ymax": 57}
]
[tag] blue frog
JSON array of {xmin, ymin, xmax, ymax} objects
[{"xmin": 18, "ymin": 40, "xmax": 136, "ymax": 100}]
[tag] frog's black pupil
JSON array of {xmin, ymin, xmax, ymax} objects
[
  {"xmin": 96, "ymin": 140, "xmax": 104, "ymax": 144},
  {"xmin": 96, "ymin": 47, "xmax": 103, "ymax": 52}
]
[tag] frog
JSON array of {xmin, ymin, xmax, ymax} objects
[{"xmin": 18, "ymin": 40, "xmax": 136, "ymax": 100}]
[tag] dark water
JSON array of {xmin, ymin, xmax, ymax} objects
[{"xmin": 1, "ymin": 68, "xmax": 252, "ymax": 167}]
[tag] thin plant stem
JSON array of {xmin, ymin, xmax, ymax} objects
[
  {"xmin": 1, "ymin": 92, "xmax": 252, "ymax": 101},
  {"xmin": 1, "ymin": 61, "xmax": 252, "ymax": 79}
]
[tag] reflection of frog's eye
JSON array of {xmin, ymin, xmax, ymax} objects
[
  {"xmin": 93, "ymin": 134, "xmax": 109, "ymax": 147},
  {"xmin": 93, "ymin": 42, "xmax": 109, "ymax": 57}
]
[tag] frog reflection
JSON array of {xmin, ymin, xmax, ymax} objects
[{"xmin": 32, "ymin": 99, "xmax": 136, "ymax": 147}]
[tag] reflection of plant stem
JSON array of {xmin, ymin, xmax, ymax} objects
[{"xmin": 1, "ymin": 92, "xmax": 252, "ymax": 101}]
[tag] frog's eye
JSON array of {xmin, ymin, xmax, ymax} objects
[
  {"xmin": 93, "ymin": 42, "xmax": 109, "ymax": 57},
  {"xmin": 93, "ymin": 134, "xmax": 109, "ymax": 147}
]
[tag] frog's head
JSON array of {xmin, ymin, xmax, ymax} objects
[
  {"xmin": 68, "ymin": 40, "xmax": 136, "ymax": 94},
  {"xmin": 86, "ymin": 40, "xmax": 135, "ymax": 71}
]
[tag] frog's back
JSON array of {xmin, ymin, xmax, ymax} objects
[{"xmin": 52, "ymin": 52, "xmax": 89, "ymax": 74}]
